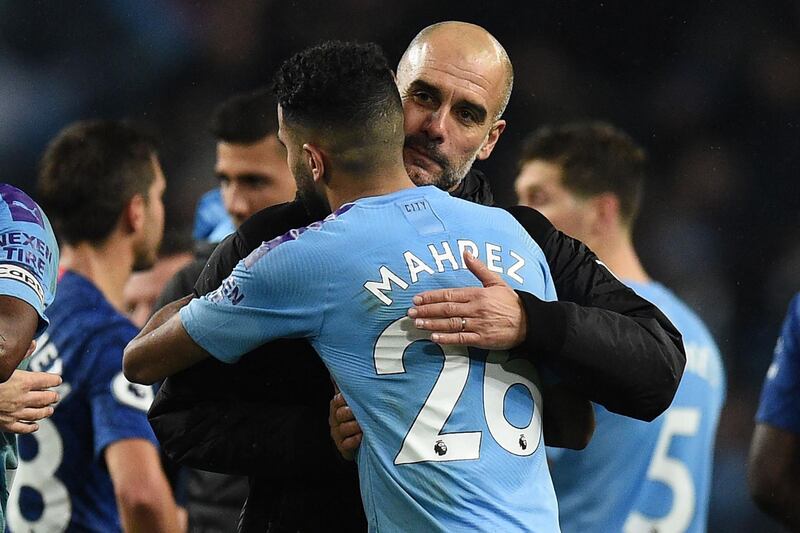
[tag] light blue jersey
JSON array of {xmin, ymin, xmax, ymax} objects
[
  {"xmin": 0, "ymin": 184, "xmax": 59, "ymax": 533},
  {"xmin": 548, "ymin": 281, "xmax": 725, "ymax": 533},
  {"xmin": 182, "ymin": 186, "xmax": 561, "ymax": 532}
]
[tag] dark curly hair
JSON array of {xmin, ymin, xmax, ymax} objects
[
  {"xmin": 272, "ymin": 41, "xmax": 402, "ymax": 136},
  {"xmin": 520, "ymin": 122, "xmax": 646, "ymax": 225},
  {"xmin": 38, "ymin": 120, "xmax": 159, "ymax": 245}
]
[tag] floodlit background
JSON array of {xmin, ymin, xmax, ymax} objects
[{"xmin": 2, "ymin": 1, "xmax": 798, "ymax": 529}]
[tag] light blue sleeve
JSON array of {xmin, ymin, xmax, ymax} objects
[{"xmin": 179, "ymin": 237, "xmax": 327, "ymax": 364}]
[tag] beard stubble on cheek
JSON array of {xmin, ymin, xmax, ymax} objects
[{"xmin": 403, "ymin": 134, "xmax": 482, "ymax": 191}]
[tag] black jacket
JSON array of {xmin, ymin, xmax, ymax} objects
[{"xmin": 149, "ymin": 170, "xmax": 685, "ymax": 532}]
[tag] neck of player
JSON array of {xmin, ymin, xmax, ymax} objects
[
  {"xmin": 325, "ymin": 158, "xmax": 416, "ymax": 212},
  {"xmin": 59, "ymin": 239, "xmax": 137, "ymax": 314},
  {"xmin": 588, "ymin": 231, "xmax": 650, "ymax": 284}
]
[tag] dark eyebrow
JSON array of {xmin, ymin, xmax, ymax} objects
[
  {"xmin": 408, "ymin": 79, "xmax": 443, "ymax": 101},
  {"xmin": 409, "ymin": 79, "xmax": 487, "ymax": 124}
]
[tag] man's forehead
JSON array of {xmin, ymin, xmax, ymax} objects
[
  {"xmin": 518, "ymin": 160, "xmax": 563, "ymax": 187},
  {"xmin": 399, "ymin": 42, "xmax": 504, "ymax": 108}
]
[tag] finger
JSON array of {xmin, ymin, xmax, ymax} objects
[
  {"xmin": 337, "ymin": 420, "xmax": 362, "ymax": 439},
  {"xmin": 15, "ymin": 406, "xmax": 54, "ymax": 422},
  {"xmin": 23, "ymin": 390, "xmax": 59, "ymax": 408},
  {"xmin": 3, "ymin": 422, "xmax": 38, "ymax": 434},
  {"xmin": 413, "ymin": 317, "xmax": 468, "ymax": 333},
  {"xmin": 340, "ymin": 433, "xmax": 362, "ymax": 452},
  {"xmin": 464, "ymin": 251, "xmax": 507, "ymax": 288},
  {"xmin": 335, "ymin": 405, "xmax": 356, "ymax": 424},
  {"xmin": 430, "ymin": 332, "xmax": 484, "ymax": 347},
  {"xmin": 22, "ymin": 372, "xmax": 62, "ymax": 390},
  {"xmin": 330, "ymin": 393, "xmax": 348, "ymax": 410},
  {"xmin": 408, "ymin": 301, "xmax": 474, "ymax": 320},
  {"xmin": 411, "ymin": 287, "xmax": 479, "ymax": 307}
]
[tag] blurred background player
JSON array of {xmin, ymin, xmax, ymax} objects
[
  {"xmin": 0, "ymin": 183, "xmax": 59, "ymax": 532},
  {"xmin": 748, "ymin": 293, "xmax": 800, "ymax": 530},
  {"xmin": 157, "ymin": 87, "xmax": 295, "ymax": 307},
  {"xmin": 515, "ymin": 122, "xmax": 725, "ymax": 533},
  {"xmin": 152, "ymin": 88, "xmax": 295, "ymax": 533},
  {"xmin": 7, "ymin": 121, "xmax": 183, "ymax": 532},
  {"xmin": 123, "ymin": 232, "xmax": 194, "ymax": 328}
]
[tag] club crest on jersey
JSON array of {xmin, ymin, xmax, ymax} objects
[{"xmin": 434, "ymin": 440, "xmax": 448, "ymax": 456}]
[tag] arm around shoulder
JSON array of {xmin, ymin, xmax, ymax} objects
[{"xmin": 507, "ymin": 205, "xmax": 686, "ymax": 422}]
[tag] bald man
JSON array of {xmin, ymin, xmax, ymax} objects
[{"xmin": 148, "ymin": 25, "xmax": 684, "ymax": 532}]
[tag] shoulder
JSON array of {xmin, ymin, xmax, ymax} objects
[
  {"xmin": 58, "ymin": 280, "xmax": 136, "ymax": 347},
  {"xmin": 503, "ymin": 205, "xmax": 555, "ymax": 242},
  {"xmin": 638, "ymin": 283, "xmax": 719, "ymax": 349},
  {"xmin": 241, "ymin": 208, "xmax": 346, "ymax": 273},
  {"xmin": 237, "ymin": 200, "xmax": 316, "ymax": 252}
]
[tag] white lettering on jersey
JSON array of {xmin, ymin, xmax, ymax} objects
[
  {"xmin": 364, "ymin": 266, "xmax": 410, "ymax": 305},
  {"xmin": 485, "ymin": 243, "xmax": 503, "ymax": 273},
  {"xmin": 507, "ymin": 250, "xmax": 525, "ymax": 284},
  {"xmin": 403, "ymin": 251, "xmax": 435, "ymax": 283},
  {"xmin": 28, "ymin": 333, "xmax": 71, "ymax": 404},
  {"xmin": 364, "ymin": 240, "xmax": 528, "ymax": 306},
  {"xmin": 111, "ymin": 373, "xmax": 154, "ymax": 412},
  {"xmin": 427, "ymin": 242, "xmax": 459, "ymax": 273},
  {"xmin": 456, "ymin": 240, "xmax": 479, "ymax": 268},
  {"xmin": 684, "ymin": 342, "xmax": 720, "ymax": 388}
]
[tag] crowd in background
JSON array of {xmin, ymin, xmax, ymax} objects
[{"xmin": 1, "ymin": 1, "xmax": 798, "ymax": 530}]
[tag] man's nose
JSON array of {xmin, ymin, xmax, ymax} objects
[
  {"xmin": 421, "ymin": 109, "xmax": 447, "ymax": 143},
  {"xmin": 224, "ymin": 184, "xmax": 250, "ymax": 220}
]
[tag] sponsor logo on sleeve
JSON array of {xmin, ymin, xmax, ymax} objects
[
  {"xmin": 0, "ymin": 263, "xmax": 45, "ymax": 305},
  {"xmin": 111, "ymin": 372, "xmax": 155, "ymax": 412}
]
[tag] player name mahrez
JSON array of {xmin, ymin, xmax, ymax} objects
[{"xmin": 364, "ymin": 239, "xmax": 526, "ymax": 306}]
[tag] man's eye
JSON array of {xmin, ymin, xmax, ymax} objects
[
  {"xmin": 457, "ymin": 109, "xmax": 476, "ymax": 123},
  {"xmin": 412, "ymin": 91, "xmax": 433, "ymax": 104}
]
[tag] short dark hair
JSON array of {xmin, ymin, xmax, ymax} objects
[
  {"xmin": 210, "ymin": 88, "xmax": 278, "ymax": 144},
  {"xmin": 38, "ymin": 119, "xmax": 159, "ymax": 245},
  {"xmin": 272, "ymin": 41, "xmax": 403, "ymax": 148},
  {"xmin": 520, "ymin": 122, "xmax": 646, "ymax": 225}
]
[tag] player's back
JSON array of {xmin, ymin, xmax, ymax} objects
[
  {"xmin": 289, "ymin": 186, "xmax": 559, "ymax": 531},
  {"xmin": 549, "ymin": 281, "xmax": 725, "ymax": 533},
  {"xmin": 8, "ymin": 272, "xmax": 156, "ymax": 533}
]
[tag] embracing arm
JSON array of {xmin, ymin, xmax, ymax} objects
[
  {"xmin": 123, "ymin": 295, "xmax": 208, "ymax": 385},
  {"xmin": 509, "ymin": 205, "xmax": 685, "ymax": 421},
  {"xmin": 412, "ymin": 206, "xmax": 685, "ymax": 422}
]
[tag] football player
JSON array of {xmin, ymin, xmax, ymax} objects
[
  {"xmin": 8, "ymin": 121, "xmax": 183, "ymax": 532},
  {"xmin": 0, "ymin": 183, "xmax": 59, "ymax": 532}
]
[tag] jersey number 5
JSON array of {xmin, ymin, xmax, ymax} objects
[
  {"xmin": 623, "ymin": 407, "xmax": 701, "ymax": 533},
  {"xmin": 373, "ymin": 317, "xmax": 543, "ymax": 465}
]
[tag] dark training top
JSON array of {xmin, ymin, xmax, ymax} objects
[{"xmin": 149, "ymin": 170, "xmax": 685, "ymax": 533}]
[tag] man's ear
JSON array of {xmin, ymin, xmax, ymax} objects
[
  {"xmin": 124, "ymin": 194, "xmax": 146, "ymax": 235},
  {"xmin": 477, "ymin": 119, "xmax": 506, "ymax": 161},
  {"xmin": 591, "ymin": 193, "xmax": 621, "ymax": 234},
  {"xmin": 303, "ymin": 143, "xmax": 326, "ymax": 184}
]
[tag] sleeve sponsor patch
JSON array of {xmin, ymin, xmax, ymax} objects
[
  {"xmin": 0, "ymin": 263, "xmax": 45, "ymax": 304},
  {"xmin": 111, "ymin": 372, "xmax": 154, "ymax": 412}
]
